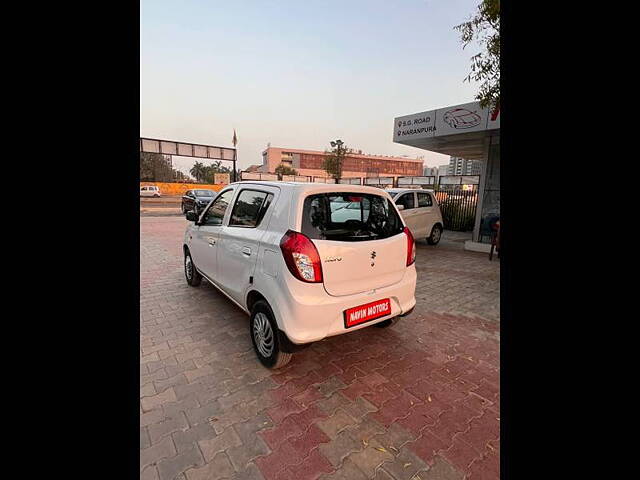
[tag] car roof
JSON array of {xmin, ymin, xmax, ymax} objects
[
  {"xmin": 386, "ymin": 188, "xmax": 434, "ymax": 195},
  {"xmin": 228, "ymin": 181, "xmax": 394, "ymax": 196}
]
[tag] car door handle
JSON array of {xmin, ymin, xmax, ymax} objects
[
  {"xmin": 241, "ymin": 247, "xmax": 251, "ymax": 256},
  {"xmin": 207, "ymin": 238, "xmax": 216, "ymax": 246}
]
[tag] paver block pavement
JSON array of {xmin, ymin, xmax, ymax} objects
[
  {"xmin": 141, "ymin": 436, "xmax": 177, "ymax": 472},
  {"xmin": 157, "ymin": 444, "xmax": 204, "ymax": 480},
  {"xmin": 184, "ymin": 452, "xmax": 235, "ymax": 480},
  {"xmin": 140, "ymin": 217, "xmax": 500, "ymax": 479}
]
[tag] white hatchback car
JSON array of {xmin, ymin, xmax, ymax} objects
[
  {"xmin": 183, "ymin": 181, "xmax": 417, "ymax": 368},
  {"xmin": 140, "ymin": 185, "xmax": 161, "ymax": 197},
  {"xmin": 386, "ymin": 189, "xmax": 444, "ymax": 245}
]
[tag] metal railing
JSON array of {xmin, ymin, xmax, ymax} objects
[
  {"xmin": 240, "ymin": 171, "xmax": 278, "ymax": 181},
  {"xmin": 312, "ymin": 176, "xmax": 337, "ymax": 183},
  {"xmin": 397, "ymin": 176, "xmax": 436, "ymax": 188},
  {"xmin": 338, "ymin": 177, "xmax": 363, "ymax": 185},
  {"xmin": 282, "ymin": 174, "xmax": 312, "ymax": 182},
  {"xmin": 237, "ymin": 172, "xmax": 481, "ymax": 232},
  {"xmin": 435, "ymin": 184, "xmax": 480, "ymax": 231}
]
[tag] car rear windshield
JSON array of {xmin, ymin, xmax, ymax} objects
[
  {"xmin": 194, "ymin": 190, "xmax": 214, "ymax": 196},
  {"xmin": 301, "ymin": 193, "xmax": 404, "ymax": 241}
]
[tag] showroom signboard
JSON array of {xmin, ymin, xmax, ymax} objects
[{"xmin": 394, "ymin": 101, "xmax": 500, "ymax": 143}]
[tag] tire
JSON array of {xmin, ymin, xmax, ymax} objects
[
  {"xmin": 375, "ymin": 319, "xmax": 394, "ymax": 328},
  {"xmin": 427, "ymin": 224, "xmax": 443, "ymax": 245},
  {"xmin": 250, "ymin": 300, "xmax": 292, "ymax": 369},
  {"xmin": 184, "ymin": 248, "xmax": 202, "ymax": 286}
]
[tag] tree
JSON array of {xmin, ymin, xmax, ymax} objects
[
  {"xmin": 140, "ymin": 152, "xmax": 175, "ymax": 182},
  {"xmin": 275, "ymin": 164, "xmax": 298, "ymax": 177},
  {"xmin": 190, "ymin": 161, "xmax": 207, "ymax": 182},
  {"xmin": 455, "ymin": 0, "xmax": 500, "ymax": 109},
  {"xmin": 203, "ymin": 161, "xmax": 231, "ymax": 184},
  {"xmin": 323, "ymin": 139, "xmax": 347, "ymax": 182}
]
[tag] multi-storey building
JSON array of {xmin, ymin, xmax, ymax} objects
[
  {"xmin": 448, "ymin": 157, "xmax": 482, "ymax": 176},
  {"xmin": 259, "ymin": 147, "xmax": 423, "ymax": 180}
]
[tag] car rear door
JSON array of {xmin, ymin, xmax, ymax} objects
[
  {"xmin": 395, "ymin": 192, "xmax": 422, "ymax": 236},
  {"xmin": 189, "ymin": 188, "xmax": 235, "ymax": 281},
  {"xmin": 415, "ymin": 191, "xmax": 437, "ymax": 237},
  {"xmin": 216, "ymin": 186, "xmax": 278, "ymax": 304}
]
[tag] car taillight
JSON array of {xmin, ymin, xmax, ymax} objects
[
  {"xmin": 404, "ymin": 226, "xmax": 416, "ymax": 266},
  {"xmin": 280, "ymin": 230, "xmax": 323, "ymax": 283}
]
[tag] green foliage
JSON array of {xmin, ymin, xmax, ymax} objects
[
  {"xmin": 275, "ymin": 164, "xmax": 298, "ymax": 177},
  {"xmin": 455, "ymin": 0, "xmax": 500, "ymax": 109},
  {"xmin": 323, "ymin": 140, "xmax": 347, "ymax": 181},
  {"xmin": 140, "ymin": 152, "xmax": 189, "ymax": 182},
  {"xmin": 190, "ymin": 160, "xmax": 231, "ymax": 183}
]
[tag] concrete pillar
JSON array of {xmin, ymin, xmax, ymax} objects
[{"xmin": 472, "ymin": 135, "xmax": 491, "ymax": 242}]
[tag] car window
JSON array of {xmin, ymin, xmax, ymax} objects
[
  {"xmin": 396, "ymin": 193, "xmax": 415, "ymax": 210},
  {"xmin": 229, "ymin": 189, "xmax": 274, "ymax": 228},
  {"xmin": 302, "ymin": 193, "xmax": 404, "ymax": 241},
  {"xmin": 141, "ymin": 187, "xmax": 147, "ymax": 191},
  {"xmin": 200, "ymin": 189, "xmax": 234, "ymax": 226},
  {"xmin": 417, "ymin": 192, "xmax": 433, "ymax": 207},
  {"xmin": 184, "ymin": 190, "xmax": 191, "ymax": 197}
]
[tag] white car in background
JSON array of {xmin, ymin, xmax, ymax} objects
[
  {"xmin": 183, "ymin": 182, "xmax": 417, "ymax": 368},
  {"xmin": 140, "ymin": 185, "xmax": 161, "ymax": 197},
  {"xmin": 386, "ymin": 188, "xmax": 444, "ymax": 245}
]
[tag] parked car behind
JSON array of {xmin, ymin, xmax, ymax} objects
[
  {"xmin": 181, "ymin": 189, "xmax": 216, "ymax": 214},
  {"xmin": 386, "ymin": 188, "xmax": 444, "ymax": 245},
  {"xmin": 140, "ymin": 185, "xmax": 161, "ymax": 197},
  {"xmin": 183, "ymin": 181, "xmax": 417, "ymax": 368}
]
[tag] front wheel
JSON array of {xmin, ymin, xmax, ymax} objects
[
  {"xmin": 184, "ymin": 248, "xmax": 202, "ymax": 286},
  {"xmin": 427, "ymin": 225, "xmax": 443, "ymax": 245},
  {"xmin": 250, "ymin": 300, "xmax": 292, "ymax": 369}
]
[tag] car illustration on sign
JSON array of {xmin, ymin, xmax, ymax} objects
[{"xmin": 442, "ymin": 108, "xmax": 482, "ymax": 129}]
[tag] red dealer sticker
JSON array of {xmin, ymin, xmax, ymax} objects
[{"xmin": 344, "ymin": 298, "xmax": 392, "ymax": 329}]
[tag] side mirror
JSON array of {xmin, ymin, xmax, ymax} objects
[
  {"xmin": 396, "ymin": 204, "xmax": 405, "ymax": 211},
  {"xmin": 185, "ymin": 211, "xmax": 198, "ymax": 222}
]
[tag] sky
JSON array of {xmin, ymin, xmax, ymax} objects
[{"xmin": 141, "ymin": 0, "xmax": 482, "ymax": 176}]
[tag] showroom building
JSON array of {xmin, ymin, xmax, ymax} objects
[{"xmin": 393, "ymin": 100, "xmax": 500, "ymax": 249}]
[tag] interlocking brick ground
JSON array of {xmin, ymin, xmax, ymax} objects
[{"xmin": 140, "ymin": 217, "xmax": 500, "ymax": 479}]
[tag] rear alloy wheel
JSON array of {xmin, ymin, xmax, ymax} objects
[
  {"xmin": 250, "ymin": 300, "xmax": 292, "ymax": 368},
  {"xmin": 184, "ymin": 249, "xmax": 202, "ymax": 286},
  {"xmin": 427, "ymin": 225, "xmax": 443, "ymax": 245}
]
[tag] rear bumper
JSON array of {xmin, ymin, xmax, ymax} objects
[{"xmin": 275, "ymin": 265, "xmax": 417, "ymax": 345}]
